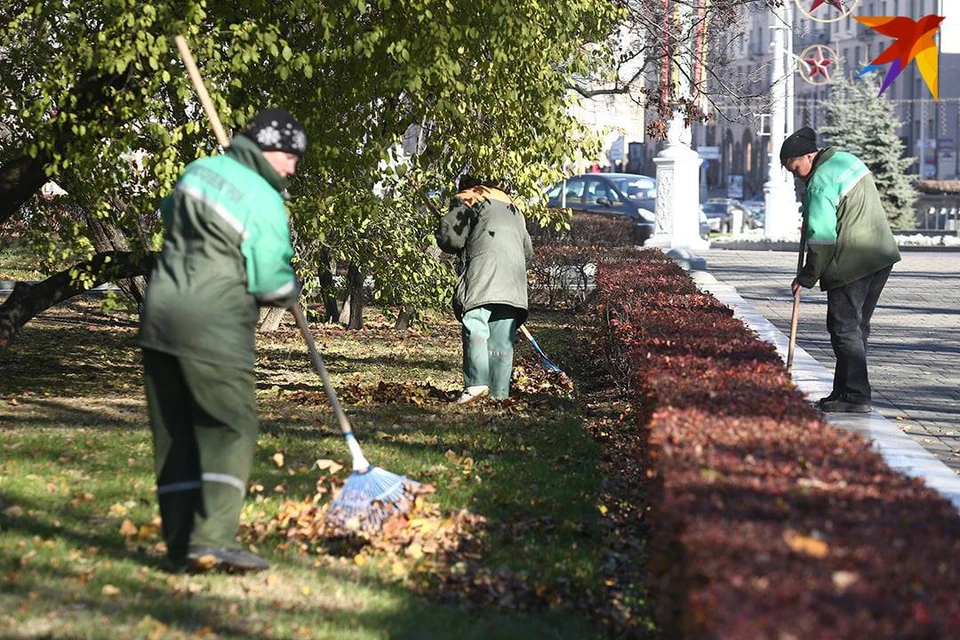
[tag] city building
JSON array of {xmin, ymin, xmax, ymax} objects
[{"xmin": 686, "ymin": 0, "xmax": 959, "ymax": 200}]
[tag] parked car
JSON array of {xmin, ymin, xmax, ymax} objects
[
  {"xmin": 744, "ymin": 196, "xmax": 766, "ymax": 228},
  {"xmin": 702, "ymin": 198, "xmax": 758, "ymax": 233},
  {"xmin": 547, "ymin": 173, "xmax": 657, "ymax": 244},
  {"xmin": 698, "ymin": 207, "xmax": 711, "ymax": 240}
]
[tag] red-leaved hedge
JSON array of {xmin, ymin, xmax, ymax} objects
[{"xmin": 596, "ymin": 250, "xmax": 960, "ymax": 638}]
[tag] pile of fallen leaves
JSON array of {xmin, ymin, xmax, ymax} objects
[
  {"xmin": 510, "ymin": 362, "xmax": 574, "ymax": 397},
  {"xmin": 243, "ymin": 474, "xmax": 488, "ymax": 586},
  {"xmin": 277, "ymin": 359, "xmax": 572, "ymax": 409}
]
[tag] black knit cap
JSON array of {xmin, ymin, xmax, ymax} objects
[
  {"xmin": 243, "ymin": 108, "xmax": 307, "ymax": 156},
  {"xmin": 780, "ymin": 126, "xmax": 818, "ymax": 164}
]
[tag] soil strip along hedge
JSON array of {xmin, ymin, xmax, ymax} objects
[{"xmin": 596, "ymin": 250, "xmax": 960, "ymax": 638}]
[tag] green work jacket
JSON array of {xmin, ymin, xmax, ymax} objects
[
  {"xmin": 138, "ymin": 134, "xmax": 297, "ymax": 370},
  {"xmin": 799, "ymin": 147, "xmax": 901, "ymax": 290},
  {"xmin": 436, "ymin": 186, "xmax": 533, "ymax": 321}
]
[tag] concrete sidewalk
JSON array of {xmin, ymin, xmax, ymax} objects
[{"xmin": 692, "ymin": 249, "xmax": 960, "ymax": 511}]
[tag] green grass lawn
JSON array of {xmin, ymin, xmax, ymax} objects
[
  {"xmin": 0, "ymin": 242, "xmax": 48, "ymax": 281},
  {"xmin": 0, "ymin": 296, "xmax": 639, "ymax": 639}
]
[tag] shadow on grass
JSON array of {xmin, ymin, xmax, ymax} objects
[{"xmin": 1, "ymin": 492, "xmax": 597, "ymax": 639}]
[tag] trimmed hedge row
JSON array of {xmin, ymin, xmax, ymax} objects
[
  {"xmin": 596, "ymin": 251, "xmax": 960, "ymax": 638},
  {"xmin": 528, "ymin": 212, "xmax": 638, "ymax": 309}
]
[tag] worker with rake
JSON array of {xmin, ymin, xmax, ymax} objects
[
  {"xmin": 436, "ymin": 174, "xmax": 534, "ymax": 404},
  {"xmin": 139, "ymin": 108, "xmax": 306, "ymax": 573},
  {"xmin": 781, "ymin": 126, "xmax": 900, "ymax": 414}
]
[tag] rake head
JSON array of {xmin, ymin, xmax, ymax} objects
[
  {"xmin": 325, "ymin": 466, "xmax": 419, "ymax": 533},
  {"xmin": 537, "ymin": 353, "xmax": 565, "ymax": 375}
]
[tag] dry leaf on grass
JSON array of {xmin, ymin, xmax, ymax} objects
[{"xmin": 782, "ymin": 529, "xmax": 829, "ymax": 558}]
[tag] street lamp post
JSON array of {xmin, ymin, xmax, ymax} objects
[{"xmin": 763, "ymin": 2, "xmax": 800, "ymax": 238}]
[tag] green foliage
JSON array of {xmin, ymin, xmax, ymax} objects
[
  {"xmin": 819, "ymin": 75, "xmax": 917, "ymax": 229},
  {"xmin": 1, "ymin": 0, "xmax": 616, "ymax": 316}
]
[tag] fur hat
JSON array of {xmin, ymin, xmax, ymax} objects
[
  {"xmin": 779, "ymin": 126, "xmax": 818, "ymax": 164},
  {"xmin": 243, "ymin": 108, "xmax": 307, "ymax": 156}
]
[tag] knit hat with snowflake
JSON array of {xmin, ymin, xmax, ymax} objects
[{"xmin": 243, "ymin": 108, "xmax": 307, "ymax": 157}]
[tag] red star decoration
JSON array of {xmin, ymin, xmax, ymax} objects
[
  {"xmin": 805, "ymin": 50, "xmax": 833, "ymax": 79},
  {"xmin": 810, "ymin": 0, "xmax": 844, "ymax": 10}
]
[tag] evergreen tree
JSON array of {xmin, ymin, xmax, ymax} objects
[{"xmin": 819, "ymin": 74, "xmax": 917, "ymax": 229}]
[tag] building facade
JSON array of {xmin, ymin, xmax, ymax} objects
[{"xmin": 693, "ymin": 0, "xmax": 959, "ymax": 200}]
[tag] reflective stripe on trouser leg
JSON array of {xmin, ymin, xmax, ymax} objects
[
  {"xmin": 486, "ymin": 306, "xmax": 520, "ymax": 399},
  {"xmin": 143, "ymin": 348, "xmax": 203, "ymax": 559},
  {"xmin": 461, "ymin": 306, "xmax": 492, "ymax": 389},
  {"xmin": 178, "ymin": 356, "xmax": 259, "ymax": 550}
]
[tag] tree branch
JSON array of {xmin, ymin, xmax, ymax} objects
[{"xmin": 0, "ymin": 250, "xmax": 155, "ymax": 351}]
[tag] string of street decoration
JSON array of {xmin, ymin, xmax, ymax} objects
[
  {"xmin": 795, "ymin": 0, "xmax": 861, "ymax": 23},
  {"xmin": 797, "ymin": 44, "xmax": 838, "ymax": 85}
]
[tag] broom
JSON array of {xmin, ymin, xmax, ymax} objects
[
  {"xmin": 519, "ymin": 325, "xmax": 566, "ymax": 376},
  {"xmin": 174, "ymin": 35, "xmax": 418, "ymax": 531}
]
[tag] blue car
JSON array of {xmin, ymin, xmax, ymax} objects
[{"xmin": 546, "ymin": 173, "xmax": 656, "ymax": 244}]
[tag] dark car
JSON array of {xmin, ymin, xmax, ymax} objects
[
  {"xmin": 702, "ymin": 198, "xmax": 758, "ymax": 233},
  {"xmin": 546, "ymin": 173, "xmax": 656, "ymax": 244},
  {"xmin": 744, "ymin": 196, "xmax": 766, "ymax": 228}
]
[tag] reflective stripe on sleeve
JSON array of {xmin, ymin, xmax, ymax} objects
[{"xmin": 257, "ymin": 278, "xmax": 297, "ymax": 302}]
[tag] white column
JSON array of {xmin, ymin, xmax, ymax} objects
[
  {"xmin": 649, "ymin": 115, "xmax": 709, "ymax": 250},
  {"xmin": 763, "ymin": 1, "xmax": 800, "ymax": 239},
  {"xmin": 646, "ymin": 0, "xmax": 708, "ymax": 252}
]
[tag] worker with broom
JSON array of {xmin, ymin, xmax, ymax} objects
[
  {"xmin": 781, "ymin": 126, "xmax": 900, "ymax": 414},
  {"xmin": 436, "ymin": 174, "xmax": 534, "ymax": 404},
  {"xmin": 139, "ymin": 108, "xmax": 306, "ymax": 572}
]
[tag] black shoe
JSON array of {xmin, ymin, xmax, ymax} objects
[
  {"xmin": 160, "ymin": 554, "xmax": 188, "ymax": 574},
  {"xmin": 186, "ymin": 545, "xmax": 270, "ymax": 573},
  {"xmin": 818, "ymin": 398, "xmax": 871, "ymax": 413},
  {"xmin": 817, "ymin": 392, "xmax": 841, "ymax": 406}
]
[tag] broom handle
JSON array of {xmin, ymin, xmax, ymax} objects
[
  {"xmin": 292, "ymin": 304, "xmax": 370, "ymax": 472},
  {"xmin": 175, "ymin": 35, "xmax": 369, "ymax": 471},
  {"xmin": 175, "ymin": 35, "xmax": 230, "ymax": 148}
]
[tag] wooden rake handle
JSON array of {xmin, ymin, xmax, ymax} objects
[
  {"xmin": 290, "ymin": 304, "xmax": 355, "ymax": 438},
  {"xmin": 174, "ymin": 35, "xmax": 230, "ymax": 148},
  {"xmin": 787, "ymin": 288, "xmax": 800, "ymax": 373},
  {"xmin": 172, "ymin": 36, "xmax": 367, "ymax": 462}
]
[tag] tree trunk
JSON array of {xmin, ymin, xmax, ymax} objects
[
  {"xmin": 0, "ymin": 71, "xmax": 130, "ymax": 228},
  {"xmin": 345, "ymin": 262, "xmax": 364, "ymax": 330},
  {"xmin": 0, "ymin": 154, "xmax": 50, "ymax": 228},
  {"xmin": 82, "ymin": 210, "xmax": 149, "ymax": 305},
  {"xmin": 258, "ymin": 306, "xmax": 288, "ymax": 332},
  {"xmin": 338, "ymin": 296, "xmax": 351, "ymax": 325},
  {"xmin": 0, "ymin": 251, "xmax": 155, "ymax": 351},
  {"xmin": 317, "ymin": 251, "xmax": 340, "ymax": 323},
  {"xmin": 394, "ymin": 307, "xmax": 417, "ymax": 331}
]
